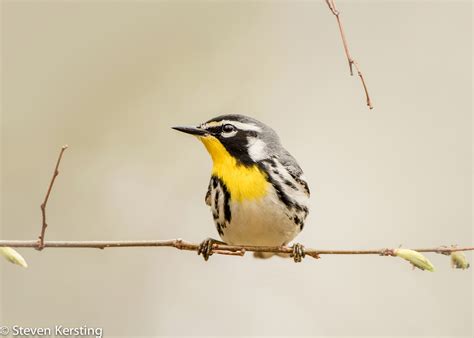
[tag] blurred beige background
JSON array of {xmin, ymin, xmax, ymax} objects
[{"xmin": 1, "ymin": 0, "xmax": 472, "ymax": 337}]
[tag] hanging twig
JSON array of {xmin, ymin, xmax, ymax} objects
[
  {"xmin": 325, "ymin": 0, "xmax": 373, "ymax": 109},
  {"xmin": 37, "ymin": 145, "xmax": 68, "ymax": 250}
]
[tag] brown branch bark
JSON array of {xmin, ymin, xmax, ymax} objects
[
  {"xmin": 325, "ymin": 0, "xmax": 374, "ymax": 109},
  {"xmin": 37, "ymin": 145, "xmax": 68, "ymax": 250},
  {"xmin": 2, "ymin": 240, "xmax": 473, "ymax": 259}
]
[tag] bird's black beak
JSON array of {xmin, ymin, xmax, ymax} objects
[{"xmin": 172, "ymin": 125, "xmax": 208, "ymax": 136}]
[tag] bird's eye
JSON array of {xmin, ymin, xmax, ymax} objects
[{"xmin": 222, "ymin": 124, "xmax": 236, "ymax": 133}]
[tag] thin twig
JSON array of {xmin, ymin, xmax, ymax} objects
[
  {"xmin": 325, "ymin": 0, "xmax": 373, "ymax": 109},
  {"xmin": 2, "ymin": 240, "xmax": 472, "ymax": 258},
  {"xmin": 37, "ymin": 145, "xmax": 68, "ymax": 250}
]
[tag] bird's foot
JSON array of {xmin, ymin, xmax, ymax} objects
[
  {"xmin": 197, "ymin": 238, "xmax": 226, "ymax": 261},
  {"xmin": 291, "ymin": 243, "xmax": 306, "ymax": 263}
]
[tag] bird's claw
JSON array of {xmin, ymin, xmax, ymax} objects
[
  {"xmin": 198, "ymin": 238, "xmax": 224, "ymax": 261},
  {"xmin": 291, "ymin": 243, "xmax": 306, "ymax": 263}
]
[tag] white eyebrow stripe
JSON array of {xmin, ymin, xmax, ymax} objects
[
  {"xmin": 201, "ymin": 121, "xmax": 223, "ymax": 128},
  {"xmin": 201, "ymin": 120, "xmax": 261, "ymax": 132},
  {"xmin": 230, "ymin": 121, "xmax": 262, "ymax": 131}
]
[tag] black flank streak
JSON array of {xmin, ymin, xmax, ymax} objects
[
  {"xmin": 214, "ymin": 189, "xmax": 220, "ymax": 209},
  {"xmin": 293, "ymin": 215, "xmax": 305, "ymax": 230},
  {"xmin": 209, "ymin": 176, "xmax": 230, "ymax": 236},
  {"xmin": 216, "ymin": 222, "xmax": 225, "ymax": 236},
  {"xmin": 222, "ymin": 184, "xmax": 232, "ymax": 223},
  {"xmin": 214, "ymin": 189, "xmax": 220, "ymax": 219}
]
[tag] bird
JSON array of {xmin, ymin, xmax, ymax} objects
[{"xmin": 172, "ymin": 114, "xmax": 310, "ymax": 262}]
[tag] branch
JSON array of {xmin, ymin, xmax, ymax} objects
[
  {"xmin": 1, "ymin": 239, "xmax": 473, "ymax": 257},
  {"xmin": 37, "ymin": 145, "xmax": 68, "ymax": 250},
  {"xmin": 325, "ymin": 0, "xmax": 374, "ymax": 109},
  {"xmin": 1, "ymin": 146, "xmax": 471, "ymax": 270}
]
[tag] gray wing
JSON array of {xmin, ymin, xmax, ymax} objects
[{"xmin": 278, "ymin": 149, "xmax": 310, "ymax": 196}]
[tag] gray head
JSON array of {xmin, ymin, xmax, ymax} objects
[{"xmin": 172, "ymin": 114, "xmax": 283, "ymax": 166}]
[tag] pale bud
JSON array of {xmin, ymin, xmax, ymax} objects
[
  {"xmin": 0, "ymin": 247, "xmax": 28, "ymax": 268},
  {"xmin": 450, "ymin": 251, "xmax": 470, "ymax": 270},
  {"xmin": 394, "ymin": 248, "xmax": 435, "ymax": 272}
]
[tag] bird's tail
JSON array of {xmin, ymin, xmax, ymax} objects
[
  {"xmin": 253, "ymin": 252, "xmax": 291, "ymax": 259},
  {"xmin": 253, "ymin": 252, "xmax": 274, "ymax": 259}
]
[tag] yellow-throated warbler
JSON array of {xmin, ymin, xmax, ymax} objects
[{"xmin": 173, "ymin": 114, "xmax": 310, "ymax": 262}]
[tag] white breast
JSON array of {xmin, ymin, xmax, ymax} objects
[{"xmin": 220, "ymin": 187, "xmax": 302, "ymax": 246}]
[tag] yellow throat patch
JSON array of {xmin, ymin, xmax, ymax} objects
[{"xmin": 199, "ymin": 135, "xmax": 268, "ymax": 202}]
